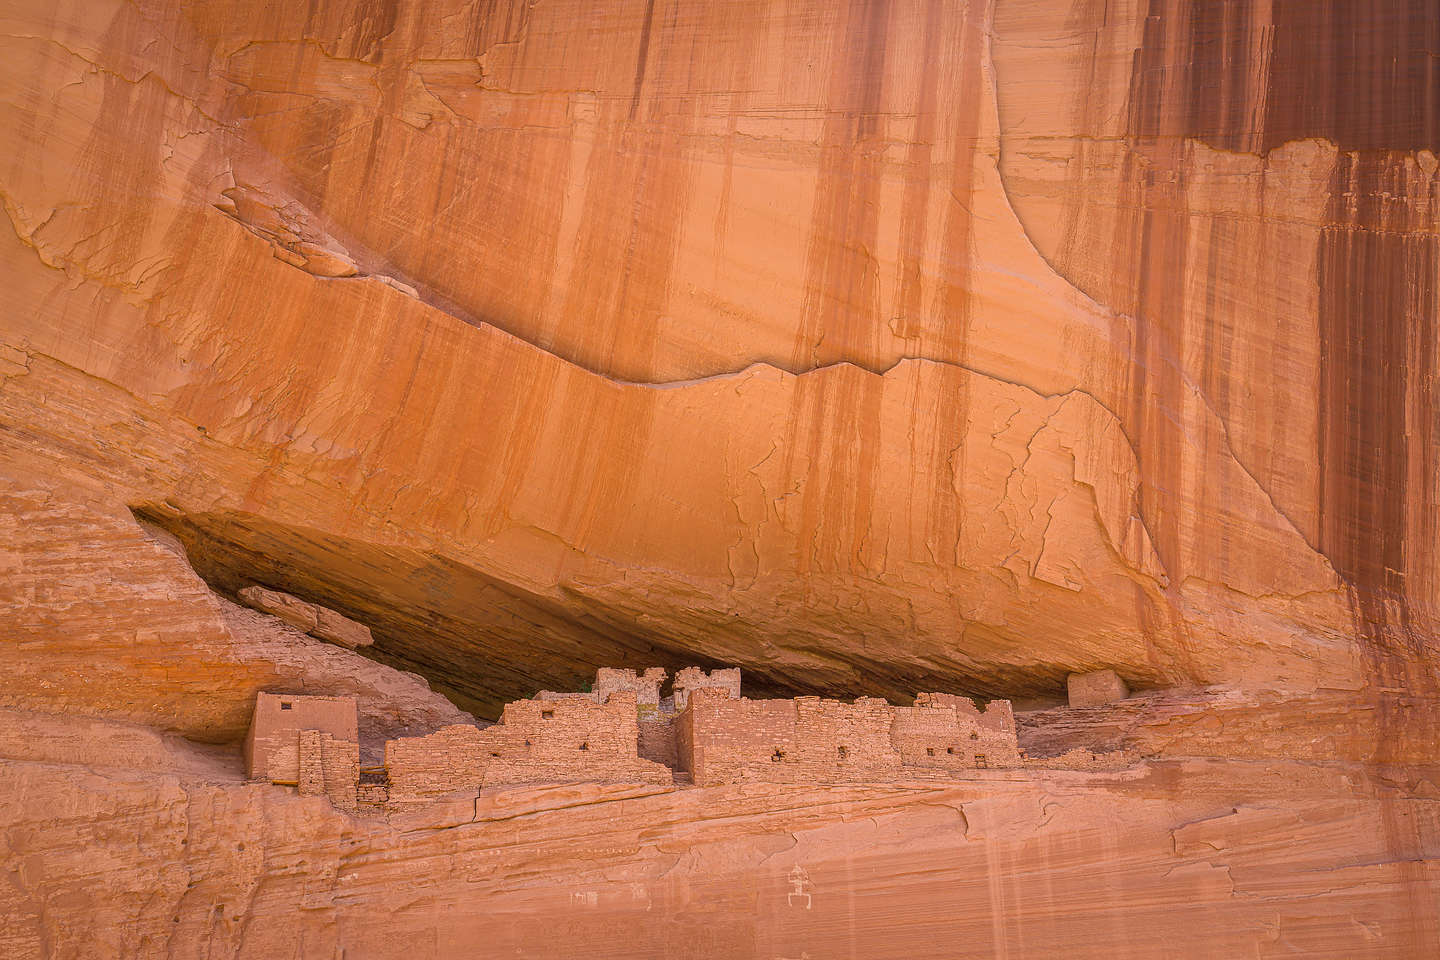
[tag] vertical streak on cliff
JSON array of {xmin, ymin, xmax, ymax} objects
[
  {"xmin": 794, "ymin": 0, "xmax": 892, "ymax": 370},
  {"xmin": 1281, "ymin": 6, "xmax": 1440, "ymax": 937},
  {"xmin": 1119, "ymin": 0, "xmax": 1440, "ymax": 643},
  {"xmin": 782, "ymin": 366, "xmax": 885, "ymax": 589},
  {"xmin": 1117, "ymin": 0, "xmax": 1195, "ymax": 668},
  {"xmin": 1118, "ymin": 0, "xmax": 1440, "ymax": 937},
  {"xmin": 1268, "ymin": 4, "xmax": 1440, "ymax": 654},
  {"xmin": 927, "ymin": 0, "xmax": 989, "ymax": 580},
  {"xmin": 710, "ymin": 2, "xmax": 763, "ymax": 272},
  {"xmin": 1265, "ymin": 0, "xmax": 1440, "ymax": 156},
  {"xmin": 1317, "ymin": 156, "xmax": 1424, "ymax": 640},
  {"xmin": 890, "ymin": 0, "xmax": 944, "ymax": 339},
  {"xmin": 934, "ymin": 0, "xmax": 986, "ymax": 362},
  {"xmin": 629, "ymin": 0, "xmax": 659, "ymax": 122},
  {"xmin": 553, "ymin": 0, "xmax": 701, "ymax": 382}
]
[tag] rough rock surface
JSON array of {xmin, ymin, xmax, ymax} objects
[
  {"xmin": 239, "ymin": 582, "xmax": 376, "ymax": 649},
  {"xmin": 238, "ymin": 585, "xmax": 320, "ymax": 634},
  {"xmin": 1, "ymin": 0, "xmax": 1437, "ymax": 955}
]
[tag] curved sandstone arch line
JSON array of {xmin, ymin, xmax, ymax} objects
[
  {"xmin": 0, "ymin": 0, "xmax": 1361, "ymax": 718},
  {"xmin": 3, "ymin": 2, "xmax": 1440, "ymax": 956}
]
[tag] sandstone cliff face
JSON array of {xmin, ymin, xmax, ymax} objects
[{"xmin": 1, "ymin": 0, "xmax": 1437, "ymax": 956}]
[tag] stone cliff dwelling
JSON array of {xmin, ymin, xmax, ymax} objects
[
  {"xmin": 247, "ymin": 666, "xmax": 1039, "ymax": 810},
  {"xmin": 246, "ymin": 692, "xmax": 361, "ymax": 811}
]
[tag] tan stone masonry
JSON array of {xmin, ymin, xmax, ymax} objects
[
  {"xmin": 385, "ymin": 691, "xmax": 671, "ymax": 803},
  {"xmin": 248, "ymin": 666, "xmax": 1032, "ymax": 811},
  {"xmin": 245, "ymin": 693, "xmax": 359, "ymax": 811},
  {"xmin": 679, "ymin": 687, "xmax": 1020, "ymax": 786}
]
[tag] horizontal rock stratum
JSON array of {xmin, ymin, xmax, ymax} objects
[{"xmin": 1, "ymin": 0, "xmax": 1437, "ymax": 956}]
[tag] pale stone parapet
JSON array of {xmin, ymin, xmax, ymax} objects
[{"xmin": 673, "ymin": 667, "xmax": 741, "ymax": 709}]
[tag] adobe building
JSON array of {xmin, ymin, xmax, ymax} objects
[
  {"xmin": 890, "ymin": 693, "xmax": 1022, "ymax": 771},
  {"xmin": 673, "ymin": 666, "xmax": 741, "ymax": 709},
  {"xmin": 245, "ymin": 692, "xmax": 359, "ymax": 811},
  {"xmin": 245, "ymin": 665, "xmax": 1025, "ymax": 813},
  {"xmin": 384, "ymin": 691, "xmax": 672, "ymax": 804},
  {"xmin": 536, "ymin": 667, "xmax": 667, "ymax": 709},
  {"xmin": 677, "ymin": 687, "xmax": 1021, "ymax": 786}
]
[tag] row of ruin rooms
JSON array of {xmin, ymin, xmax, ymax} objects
[{"xmin": 247, "ymin": 666, "xmax": 1133, "ymax": 813}]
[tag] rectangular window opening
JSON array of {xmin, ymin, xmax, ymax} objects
[
  {"xmin": 280, "ymin": 702, "xmax": 293, "ymax": 710},
  {"xmin": 541, "ymin": 710, "xmax": 555, "ymax": 720}
]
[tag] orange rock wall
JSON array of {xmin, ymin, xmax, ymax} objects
[
  {"xmin": 2, "ymin": 0, "xmax": 1439, "ymax": 954},
  {"xmin": 0, "ymin": 0, "xmax": 1375, "ymax": 716}
]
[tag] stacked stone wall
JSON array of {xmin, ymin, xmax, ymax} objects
[
  {"xmin": 892, "ymin": 694, "xmax": 1021, "ymax": 770},
  {"xmin": 300, "ymin": 730, "xmax": 358, "ymax": 810},
  {"xmin": 384, "ymin": 724, "xmax": 499, "ymax": 802},
  {"xmin": 248, "ymin": 671, "xmax": 1023, "ymax": 811},
  {"xmin": 593, "ymin": 667, "xmax": 666, "ymax": 707},
  {"xmin": 681, "ymin": 689, "xmax": 1021, "ymax": 785},
  {"xmin": 385, "ymin": 692, "xmax": 671, "ymax": 801},
  {"xmin": 684, "ymin": 691, "xmax": 800, "ymax": 785},
  {"xmin": 673, "ymin": 667, "xmax": 741, "ymax": 709},
  {"xmin": 674, "ymin": 701, "xmax": 696, "ymax": 777},
  {"xmin": 792, "ymin": 696, "xmax": 902, "ymax": 778},
  {"xmin": 638, "ymin": 717, "xmax": 677, "ymax": 768},
  {"xmin": 245, "ymin": 693, "xmax": 360, "ymax": 810}
]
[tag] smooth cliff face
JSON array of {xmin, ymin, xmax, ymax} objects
[{"xmin": 1, "ymin": 0, "xmax": 1437, "ymax": 956}]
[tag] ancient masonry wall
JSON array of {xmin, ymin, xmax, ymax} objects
[
  {"xmin": 536, "ymin": 667, "xmax": 666, "ymax": 707},
  {"xmin": 246, "ymin": 667, "xmax": 1028, "ymax": 811},
  {"xmin": 683, "ymin": 690, "xmax": 900, "ymax": 785},
  {"xmin": 683, "ymin": 690, "xmax": 798, "ymax": 786},
  {"xmin": 297, "ymin": 729, "xmax": 359, "ymax": 811},
  {"xmin": 891, "ymin": 693, "xmax": 1021, "ymax": 770},
  {"xmin": 638, "ymin": 717, "xmax": 677, "ymax": 768},
  {"xmin": 674, "ymin": 700, "xmax": 696, "ymax": 777},
  {"xmin": 680, "ymin": 688, "xmax": 1020, "ymax": 786},
  {"xmin": 673, "ymin": 667, "xmax": 742, "ymax": 709},
  {"xmin": 382, "ymin": 724, "xmax": 493, "ymax": 803},
  {"xmin": 594, "ymin": 667, "xmax": 666, "ymax": 706},
  {"xmin": 385, "ymin": 691, "xmax": 671, "ymax": 803},
  {"xmin": 245, "ymin": 693, "xmax": 359, "ymax": 810}
]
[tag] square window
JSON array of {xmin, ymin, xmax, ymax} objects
[
  {"xmin": 975, "ymin": 754, "xmax": 988, "ymax": 768},
  {"xmin": 946, "ymin": 747, "xmax": 955, "ymax": 755},
  {"xmin": 579, "ymin": 742, "xmax": 589, "ymax": 751},
  {"xmin": 771, "ymin": 749, "xmax": 785, "ymax": 762},
  {"xmin": 280, "ymin": 702, "xmax": 292, "ymax": 710},
  {"xmin": 541, "ymin": 710, "xmax": 554, "ymax": 720},
  {"xmin": 837, "ymin": 746, "xmax": 848, "ymax": 760},
  {"xmin": 926, "ymin": 747, "xmax": 935, "ymax": 756}
]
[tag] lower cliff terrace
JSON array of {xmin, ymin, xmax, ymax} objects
[{"xmin": 245, "ymin": 667, "xmax": 1129, "ymax": 812}]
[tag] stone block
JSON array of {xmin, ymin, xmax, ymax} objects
[
  {"xmin": 313, "ymin": 605, "xmax": 374, "ymax": 649},
  {"xmin": 238, "ymin": 585, "xmax": 318, "ymax": 633},
  {"xmin": 1067, "ymin": 669, "xmax": 1129, "ymax": 708}
]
